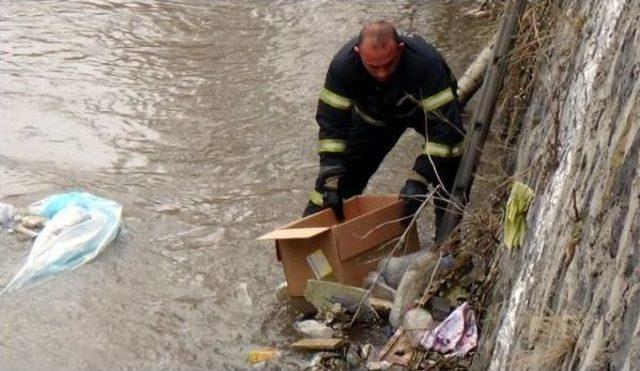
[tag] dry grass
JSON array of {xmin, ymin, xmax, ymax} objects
[
  {"xmin": 511, "ymin": 312, "xmax": 583, "ymax": 369},
  {"xmin": 499, "ymin": 0, "xmax": 558, "ymax": 146},
  {"xmin": 393, "ymin": 2, "xmax": 569, "ymax": 368}
]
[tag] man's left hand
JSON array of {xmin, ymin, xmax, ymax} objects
[
  {"xmin": 323, "ymin": 188, "xmax": 344, "ymax": 222},
  {"xmin": 399, "ymin": 179, "xmax": 428, "ymax": 226}
]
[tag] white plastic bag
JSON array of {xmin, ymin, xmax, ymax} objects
[
  {"xmin": 0, "ymin": 202, "xmax": 15, "ymax": 229},
  {"xmin": 3, "ymin": 192, "xmax": 122, "ymax": 293}
]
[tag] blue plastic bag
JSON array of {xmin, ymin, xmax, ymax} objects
[{"xmin": 3, "ymin": 192, "xmax": 122, "ymax": 293}]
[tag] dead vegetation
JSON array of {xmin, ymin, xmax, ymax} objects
[
  {"xmin": 511, "ymin": 311, "xmax": 582, "ymax": 369},
  {"xmin": 407, "ymin": 1, "xmax": 569, "ymax": 368},
  {"xmin": 499, "ymin": 0, "xmax": 559, "ymax": 148}
]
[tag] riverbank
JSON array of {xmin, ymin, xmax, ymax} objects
[{"xmin": 473, "ymin": 0, "xmax": 640, "ymax": 369}]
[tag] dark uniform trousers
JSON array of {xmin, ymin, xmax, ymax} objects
[{"xmin": 306, "ymin": 111, "xmax": 461, "ymax": 235}]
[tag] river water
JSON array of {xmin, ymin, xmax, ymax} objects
[{"xmin": 0, "ymin": 1, "xmax": 491, "ymax": 369}]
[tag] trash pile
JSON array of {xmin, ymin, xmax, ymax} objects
[
  {"xmin": 0, "ymin": 191, "xmax": 122, "ymax": 293},
  {"xmin": 255, "ymin": 180, "xmax": 516, "ymax": 368},
  {"xmin": 250, "ymin": 247, "xmax": 487, "ymax": 370}
]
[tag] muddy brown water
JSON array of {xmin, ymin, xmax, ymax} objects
[{"xmin": 0, "ymin": 1, "xmax": 492, "ymax": 369}]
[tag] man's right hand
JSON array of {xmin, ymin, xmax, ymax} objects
[{"xmin": 323, "ymin": 172, "xmax": 345, "ymax": 222}]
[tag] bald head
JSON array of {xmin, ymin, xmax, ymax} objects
[
  {"xmin": 357, "ymin": 20, "xmax": 400, "ymax": 48},
  {"xmin": 355, "ymin": 21, "xmax": 404, "ymax": 83}
]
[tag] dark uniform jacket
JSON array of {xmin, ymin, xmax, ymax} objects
[{"xmin": 309, "ymin": 33, "xmax": 465, "ymax": 207}]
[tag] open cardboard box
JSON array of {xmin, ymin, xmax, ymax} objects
[{"xmin": 258, "ymin": 195, "xmax": 420, "ymax": 296}]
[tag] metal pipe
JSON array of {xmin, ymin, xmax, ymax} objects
[
  {"xmin": 437, "ymin": 0, "xmax": 529, "ymax": 243},
  {"xmin": 457, "ymin": 35, "xmax": 496, "ymax": 108}
]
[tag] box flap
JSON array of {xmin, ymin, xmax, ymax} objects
[
  {"xmin": 334, "ymin": 199, "xmax": 405, "ymax": 261},
  {"xmin": 257, "ymin": 227, "xmax": 330, "ymax": 240}
]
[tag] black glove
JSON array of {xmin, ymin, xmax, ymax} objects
[
  {"xmin": 323, "ymin": 174, "xmax": 344, "ymax": 222},
  {"xmin": 323, "ymin": 188, "xmax": 344, "ymax": 222},
  {"xmin": 319, "ymin": 166, "xmax": 345, "ymax": 222},
  {"xmin": 399, "ymin": 179, "xmax": 428, "ymax": 226}
]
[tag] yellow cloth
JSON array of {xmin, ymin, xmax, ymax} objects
[{"xmin": 503, "ymin": 181, "xmax": 535, "ymax": 250}]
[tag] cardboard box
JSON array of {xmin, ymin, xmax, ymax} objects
[{"xmin": 258, "ymin": 195, "xmax": 420, "ymax": 296}]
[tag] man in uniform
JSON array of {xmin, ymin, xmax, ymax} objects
[{"xmin": 303, "ymin": 20, "xmax": 465, "ymax": 241}]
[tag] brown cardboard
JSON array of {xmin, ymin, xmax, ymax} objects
[
  {"xmin": 258, "ymin": 195, "xmax": 420, "ymax": 296},
  {"xmin": 258, "ymin": 227, "xmax": 329, "ymax": 240}
]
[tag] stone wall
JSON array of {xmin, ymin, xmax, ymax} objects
[{"xmin": 475, "ymin": 1, "xmax": 640, "ymax": 369}]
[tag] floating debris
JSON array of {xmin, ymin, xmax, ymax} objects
[
  {"xmin": 291, "ymin": 338, "xmax": 343, "ymax": 351},
  {"xmin": 247, "ymin": 348, "xmax": 281, "ymax": 365},
  {"xmin": 3, "ymin": 192, "xmax": 123, "ymax": 293}
]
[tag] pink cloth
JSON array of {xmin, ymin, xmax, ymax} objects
[{"xmin": 420, "ymin": 302, "xmax": 478, "ymax": 356}]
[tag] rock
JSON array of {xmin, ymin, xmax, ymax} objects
[
  {"xmin": 364, "ymin": 272, "xmax": 397, "ymax": 301},
  {"xmin": 21, "ymin": 215, "xmax": 47, "ymax": 229},
  {"xmin": 13, "ymin": 224, "xmax": 38, "ymax": 238},
  {"xmin": 304, "ymin": 280, "xmax": 376, "ymax": 322},
  {"xmin": 403, "ymin": 308, "xmax": 436, "ymax": 347},
  {"xmin": 294, "ymin": 320, "xmax": 335, "ymax": 338}
]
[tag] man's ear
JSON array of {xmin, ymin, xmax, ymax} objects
[{"xmin": 354, "ymin": 45, "xmax": 360, "ymax": 54}]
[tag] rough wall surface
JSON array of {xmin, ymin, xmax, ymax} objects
[{"xmin": 475, "ymin": 0, "xmax": 640, "ymax": 369}]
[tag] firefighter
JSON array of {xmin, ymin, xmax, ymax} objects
[{"xmin": 303, "ymin": 20, "xmax": 465, "ymax": 241}]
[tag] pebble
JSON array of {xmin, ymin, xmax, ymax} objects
[{"xmin": 404, "ymin": 307, "xmax": 436, "ymax": 347}]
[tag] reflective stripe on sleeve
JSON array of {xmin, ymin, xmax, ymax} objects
[
  {"xmin": 309, "ymin": 190, "xmax": 324, "ymax": 206},
  {"xmin": 354, "ymin": 105, "xmax": 387, "ymax": 127},
  {"xmin": 421, "ymin": 87, "xmax": 455, "ymax": 111},
  {"xmin": 319, "ymin": 88, "xmax": 353, "ymax": 110},
  {"xmin": 317, "ymin": 139, "xmax": 346, "ymax": 153},
  {"xmin": 422, "ymin": 140, "xmax": 465, "ymax": 157}
]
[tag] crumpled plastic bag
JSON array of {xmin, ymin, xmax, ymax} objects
[
  {"xmin": 503, "ymin": 181, "xmax": 535, "ymax": 250},
  {"xmin": 421, "ymin": 301, "xmax": 478, "ymax": 357},
  {"xmin": 2, "ymin": 192, "xmax": 122, "ymax": 293},
  {"xmin": 0, "ymin": 202, "xmax": 15, "ymax": 229},
  {"xmin": 294, "ymin": 319, "xmax": 335, "ymax": 338}
]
